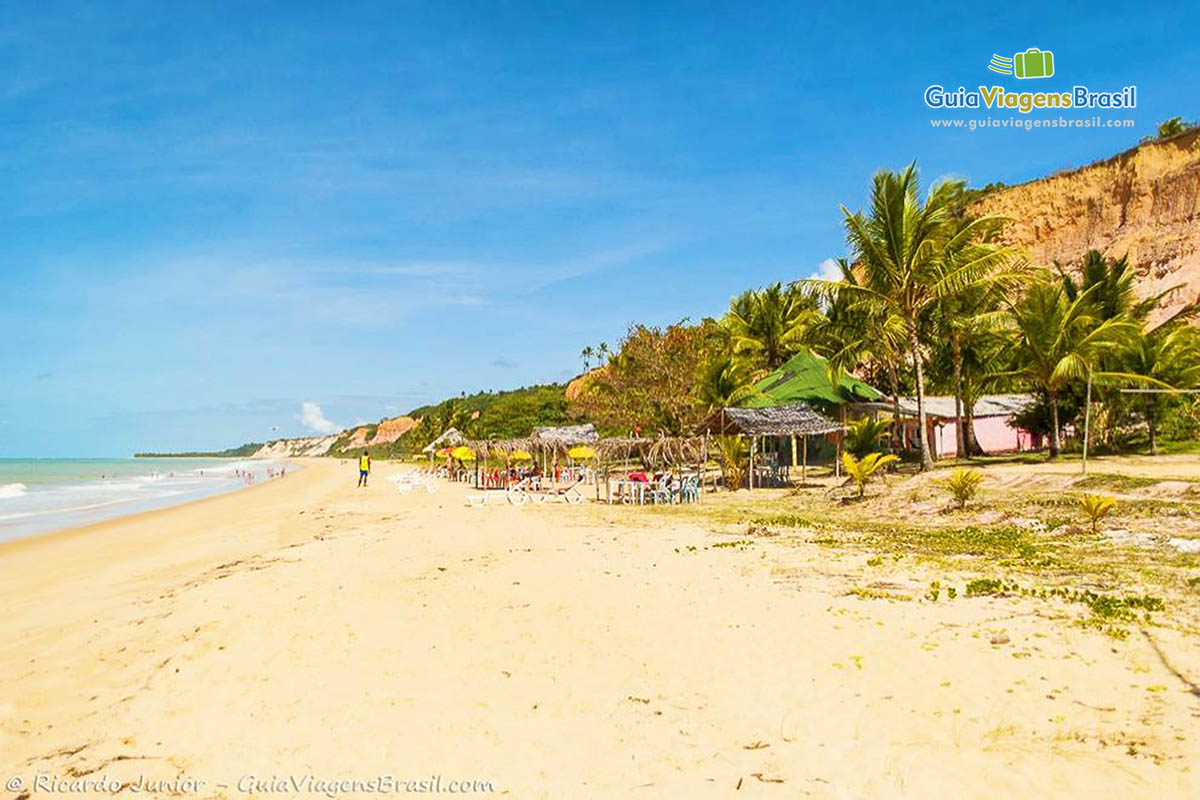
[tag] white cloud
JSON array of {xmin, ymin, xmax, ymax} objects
[
  {"xmin": 811, "ymin": 258, "xmax": 843, "ymax": 282},
  {"xmin": 297, "ymin": 402, "xmax": 341, "ymax": 434}
]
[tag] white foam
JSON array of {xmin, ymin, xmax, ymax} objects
[{"xmin": 0, "ymin": 483, "xmax": 27, "ymax": 499}]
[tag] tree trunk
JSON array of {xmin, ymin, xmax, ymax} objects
[
  {"xmin": 964, "ymin": 394, "xmax": 984, "ymax": 456},
  {"xmin": 952, "ymin": 332, "xmax": 965, "ymax": 459},
  {"xmin": 1146, "ymin": 398, "xmax": 1159, "ymax": 455},
  {"xmin": 887, "ymin": 363, "xmax": 902, "ymax": 450},
  {"xmin": 1048, "ymin": 390, "xmax": 1061, "ymax": 458},
  {"xmin": 909, "ymin": 326, "xmax": 934, "ymax": 471}
]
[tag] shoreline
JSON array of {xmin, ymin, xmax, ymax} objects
[{"xmin": 0, "ymin": 457, "xmax": 300, "ymax": 545}]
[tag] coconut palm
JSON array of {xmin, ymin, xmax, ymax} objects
[
  {"xmin": 696, "ymin": 355, "xmax": 762, "ymax": 411},
  {"xmin": 723, "ymin": 282, "xmax": 812, "ymax": 373},
  {"xmin": 580, "ymin": 346, "xmax": 595, "ymax": 369},
  {"xmin": 841, "ymin": 451, "xmax": 900, "ymax": 499},
  {"xmin": 790, "ymin": 259, "xmax": 909, "ymax": 446},
  {"xmin": 844, "ymin": 416, "xmax": 891, "ymax": 459},
  {"xmin": 807, "ymin": 164, "xmax": 1017, "ymax": 470},
  {"xmin": 930, "ymin": 215, "xmax": 1026, "ymax": 457},
  {"xmin": 1121, "ymin": 319, "xmax": 1200, "ymax": 454},
  {"xmin": 1059, "ymin": 250, "xmax": 1174, "ymax": 325},
  {"xmin": 993, "ymin": 279, "xmax": 1142, "ymax": 457}
]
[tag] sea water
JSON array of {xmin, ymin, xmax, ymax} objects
[{"xmin": 0, "ymin": 458, "xmax": 290, "ymax": 541}]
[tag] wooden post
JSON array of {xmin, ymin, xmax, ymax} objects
[
  {"xmin": 1082, "ymin": 371, "xmax": 1093, "ymax": 475},
  {"xmin": 749, "ymin": 436, "xmax": 755, "ymax": 490},
  {"xmin": 790, "ymin": 434, "xmax": 797, "ymax": 485},
  {"xmin": 802, "ymin": 433, "xmax": 808, "ymax": 485}
]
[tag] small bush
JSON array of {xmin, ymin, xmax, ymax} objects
[
  {"xmin": 1078, "ymin": 494, "xmax": 1117, "ymax": 534},
  {"xmin": 938, "ymin": 467, "xmax": 984, "ymax": 509}
]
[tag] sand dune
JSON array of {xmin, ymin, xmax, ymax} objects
[{"xmin": 1, "ymin": 459, "xmax": 1196, "ymax": 798}]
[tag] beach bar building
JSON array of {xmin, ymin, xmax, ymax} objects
[
  {"xmin": 852, "ymin": 394, "xmax": 1037, "ymax": 458},
  {"xmin": 703, "ymin": 402, "xmax": 844, "ymax": 487}
]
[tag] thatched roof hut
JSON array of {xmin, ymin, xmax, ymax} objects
[
  {"xmin": 703, "ymin": 403, "xmax": 842, "ymax": 436},
  {"xmin": 595, "ymin": 436, "xmax": 705, "ymax": 466},
  {"xmin": 421, "ymin": 426, "xmax": 466, "ymax": 453},
  {"xmin": 463, "ymin": 437, "xmax": 535, "ymax": 459},
  {"xmin": 531, "ymin": 423, "xmax": 599, "ymax": 447}
]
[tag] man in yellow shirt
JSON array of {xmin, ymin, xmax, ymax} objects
[{"xmin": 357, "ymin": 451, "xmax": 371, "ymax": 487}]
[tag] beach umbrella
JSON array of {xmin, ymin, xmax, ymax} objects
[
  {"xmin": 511, "ymin": 449, "xmax": 533, "ymax": 461},
  {"xmin": 568, "ymin": 445, "xmax": 597, "ymax": 460},
  {"xmin": 436, "ymin": 447, "xmax": 454, "ymax": 457},
  {"xmin": 451, "ymin": 445, "xmax": 476, "ymax": 461}
]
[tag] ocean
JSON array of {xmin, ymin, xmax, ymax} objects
[{"xmin": 0, "ymin": 458, "xmax": 290, "ymax": 542}]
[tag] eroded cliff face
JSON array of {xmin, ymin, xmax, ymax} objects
[
  {"xmin": 969, "ymin": 128, "xmax": 1200, "ymax": 322},
  {"xmin": 251, "ymin": 434, "xmax": 338, "ymax": 458},
  {"xmin": 369, "ymin": 415, "xmax": 417, "ymax": 445}
]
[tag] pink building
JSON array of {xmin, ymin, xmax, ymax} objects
[{"xmin": 859, "ymin": 394, "xmax": 1036, "ymax": 459}]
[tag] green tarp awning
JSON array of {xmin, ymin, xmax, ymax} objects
[{"xmin": 743, "ymin": 350, "xmax": 883, "ymax": 408}]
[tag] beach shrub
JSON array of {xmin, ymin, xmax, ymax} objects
[
  {"xmin": 1078, "ymin": 493, "xmax": 1117, "ymax": 534},
  {"xmin": 841, "ymin": 451, "xmax": 900, "ymax": 499},
  {"xmin": 844, "ymin": 417, "xmax": 891, "ymax": 459},
  {"xmin": 938, "ymin": 467, "xmax": 984, "ymax": 509},
  {"xmin": 715, "ymin": 435, "xmax": 749, "ymax": 490}
]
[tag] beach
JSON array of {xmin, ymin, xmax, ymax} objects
[{"xmin": 2, "ymin": 457, "xmax": 1197, "ymax": 798}]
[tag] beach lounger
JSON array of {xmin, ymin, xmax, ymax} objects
[
  {"xmin": 529, "ymin": 477, "xmax": 585, "ymax": 505},
  {"xmin": 506, "ymin": 477, "xmax": 535, "ymax": 505}
]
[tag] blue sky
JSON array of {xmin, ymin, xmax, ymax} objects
[{"xmin": 2, "ymin": 0, "xmax": 1197, "ymax": 456}]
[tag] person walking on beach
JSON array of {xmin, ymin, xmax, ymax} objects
[{"xmin": 358, "ymin": 451, "xmax": 371, "ymax": 487}]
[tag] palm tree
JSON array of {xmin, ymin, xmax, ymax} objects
[
  {"xmin": 841, "ymin": 451, "xmax": 900, "ymax": 499},
  {"xmin": 1122, "ymin": 319, "xmax": 1200, "ymax": 454},
  {"xmin": 789, "ymin": 259, "xmax": 908, "ymax": 447},
  {"xmin": 930, "ymin": 214, "xmax": 1026, "ymax": 457},
  {"xmin": 993, "ymin": 279, "xmax": 1141, "ymax": 457},
  {"xmin": 696, "ymin": 355, "xmax": 762, "ymax": 410},
  {"xmin": 597, "ymin": 341, "xmax": 611, "ymax": 364},
  {"xmin": 723, "ymin": 282, "xmax": 812, "ymax": 373},
  {"xmin": 808, "ymin": 164, "xmax": 1015, "ymax": 470},
  {"xmin": 1059, "ymin": 250, "xmax": 1170, "ymax": 324},
  {"xmin": 580, "ymin": 346, "xmax": 595, "ymax": 370}
]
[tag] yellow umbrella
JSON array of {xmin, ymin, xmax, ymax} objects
[
  {"xmin": 568, "ymin": 445, "xmax": 597, "ymax": 460},
  {"xmin": 510, "ymin": 450, "xmax": 533, "ymax": 461},
  {"xmin": 451, "ymin": 445, "xmax": 476, "ymax": 461}
]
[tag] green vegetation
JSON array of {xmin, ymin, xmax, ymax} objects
[
  {"xmin": 1079, "ymin": 494, "xmax": 1117, "ymax": 534},
  {"xmin": 938, "ymin": 467, "xmax": 984, "ymax": 509},
  {"xmin": 136, "ymin": 442, "xmax": 262, "ymax": 458},
  {"xmin": 334, "ymin": 383, "xmax": 571, "ymax": 459},
  {"xmin": 1143, "ymin": 116, "xmax": 1197, "ymax": 142},
  {"xmin": 844, "ymin": 417, "xmax": 890, "ymax": 459},
  {"xmin": 841, "ymin": 451, "xmax": 899, "ymax": 499}
]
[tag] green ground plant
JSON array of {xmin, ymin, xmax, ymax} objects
[
  {"xmin": 842, "ymin": 452, "xmax": 900, "ymax": 499},
  {"xmin": 1079, "ymin": 494, "xmax": 1117, "ymax": 534},
  {"xmin": 938, "ymin": 467, "xmax": 984, "ymax": 509}
]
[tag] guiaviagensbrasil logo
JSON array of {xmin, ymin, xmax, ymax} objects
[
  {"xmin": 988, "ymin": 48, "xmax": 1054, "ymax": 79},
  {"xmin": 924, "ymin": 46, "xmax": 1135, "ymax": 114}
]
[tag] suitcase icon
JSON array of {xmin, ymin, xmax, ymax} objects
[{"xmin": 1013, "ymin": 48, "xmax": 1054, "ymax": 79}]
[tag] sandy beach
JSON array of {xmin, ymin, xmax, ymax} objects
[{"xmin": 2, "ymin": 458, "xmax": 1197, "ymax": 798}]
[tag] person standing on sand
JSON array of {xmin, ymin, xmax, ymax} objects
[{"xmin": 358, "ymin": 451, "xmax": 371, "ymax": 487}]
